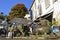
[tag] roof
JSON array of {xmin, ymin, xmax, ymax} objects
[{"xmin": 29, "ymin": 0, "xmax": 35, "ymax": 11}]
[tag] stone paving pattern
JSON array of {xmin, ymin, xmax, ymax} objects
[{"xmin": 0, "ymin": 37, "xmax": 59, "ymax": 40}]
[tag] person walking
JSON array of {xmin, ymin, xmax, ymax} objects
[
  {"xmin": 8, "ymin": 24, "xmax": 13, "ymax": 38},
  {"xmin": 59, "ymin": 25, "xmax": 60, "ymax": 32},
  {"xmin": 51, "ymin": 25, "xmax": 57, "ymax": 36},
  {"xmin": 31, "ymin": 22, "xmax": 36, "ymax": 35},
  {"xmin": 23, "ymin": 25, "xmax": 30, "ymax": 37}
]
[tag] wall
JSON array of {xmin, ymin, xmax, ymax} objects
[{"xmin": 53, "ymin": 1, "xmax": 60, "ymax": 25}]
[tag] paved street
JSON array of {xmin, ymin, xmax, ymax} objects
[{"xmin": 0, "ymin": 37, "xmax": 60, "ymax": 40}]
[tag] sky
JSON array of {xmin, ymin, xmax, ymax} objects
[{"xmin": 0, "ymin": 0, "xmax": 33, "ymax": 15}]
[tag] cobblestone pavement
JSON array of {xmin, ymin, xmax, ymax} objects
[{"xmin": 0, "ymin": 37, "xmax": 60, "ymax": 40}]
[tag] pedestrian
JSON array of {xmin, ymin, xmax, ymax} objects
[
  {"xmin": 59, "ymin": 25, "xmax": 60, "ymax": 32},
  {"xmin": 29, "ymin": 27, "xmax": 32, "ymax": 33},
  {"xmin": 8, "ymin": 24, "xmax": 13, "ymax": 38},
  {"xmin": 31, "ymin": 22, "xmax": 36, "ymax": 35},
  {"xmin": 23, "ymin": 25, "xmax": 30, "ymax": 37},
  {"xmin": 31, "ymin": 23, "xmax": 35, "ymax": 31},
  {"xmin": 51, "ymin": 25, "xmax": 57, "ymax": 36}
]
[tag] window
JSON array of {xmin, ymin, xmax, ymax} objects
[
  {"xmin": 35, "ymin": 11, "xmax": 37, "ymax": 19},
  {"xmin": 39, "ymin": 6, "xmax": 42, "ymax": 15},
  {"xmin": 53, "ymin": 18, "xmax": 56, "ymax": 21},
  {"xmin": 53, "ymin": 0, "xmax": 57, "ymax": 3},
  {"xmin": 45, "ymin": 0, "xmax": 50, "ymax": 9}
]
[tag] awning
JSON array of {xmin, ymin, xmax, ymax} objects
[
  {"xmin": 41, "ymin": 12, "xmax": 53, "ymax": 22},
  {"xmin": 34, "ymin": 19, "xmax": 40, "ymax": 22},
  {"xmin": 36, "ymin": 12, "xmax": 53, "ymax": 22}
]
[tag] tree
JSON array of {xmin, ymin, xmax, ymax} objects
[
  {"xmin": 0, "ymin": 12, "xmax": 5, "ymax": 20},
  {"xmin": 7, "ymin": 4, "xmax": 28, "ymax": 21}
]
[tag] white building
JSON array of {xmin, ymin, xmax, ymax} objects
[
  {"xmin": 30, "ymin": 0, "xmax": 60, "ymax": 25},
  {"xmin": 24, "ymin": 14, "xmax": 30, "ymax": 20},
  {"xmin": 30, "ymin": 0, "xmax": 40, "ymax": 21}
]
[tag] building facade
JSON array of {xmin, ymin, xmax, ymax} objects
[
  {"xmin": 30, "ymin": 0, "xmax": 40, "ymax": 21},
  {"xmin": 24, "ymin": 14, "xmax": 30, "ymax": 20},
  {"xmin": 30, "ymin": 0, "xmax": 60, "ymax": 25}
]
